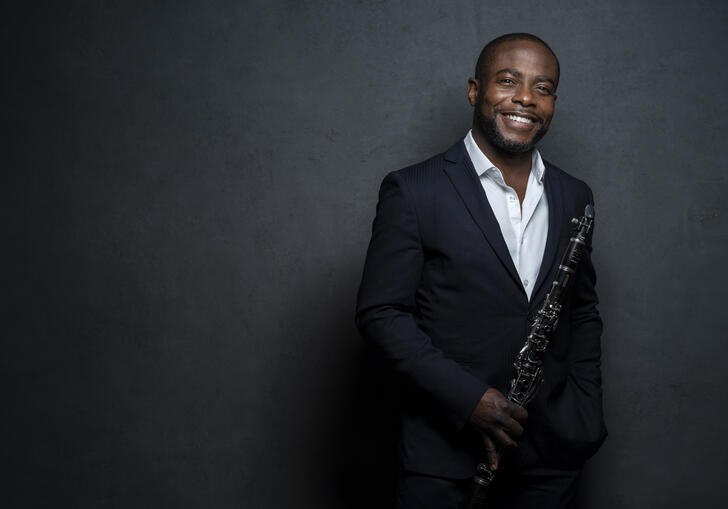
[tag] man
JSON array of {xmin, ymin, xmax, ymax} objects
[{"xmin": 355, "ymin": 33, "xmax": 607, "ymax": 508}]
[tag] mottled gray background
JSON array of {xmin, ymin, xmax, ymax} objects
[{"xmin": 5, "ymin": 0, "xmax": 728, "ymax": 507}]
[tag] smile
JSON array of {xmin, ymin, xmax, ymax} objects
[{"xmin": 503, "ymin": 114, "xmax": 535, "ymax": 124}]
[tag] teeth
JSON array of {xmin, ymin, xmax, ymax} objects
[{"xmin": 505, "ymin": 114, "xmax": 533, "ymax": 124}]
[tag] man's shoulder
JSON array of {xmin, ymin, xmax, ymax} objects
[
  {"xmin": 543, "ymin": 158, "xmax": 595, "ymax": 201},
  {"xmin": 384, "ymin": 139, "xmax": 464, "ymax": 189},
  {"xmin": 388, "ymin": 150, "xmax": 449, "ymax": 183}
]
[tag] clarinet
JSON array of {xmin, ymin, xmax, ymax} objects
[{"xmin": 463, "ymin": 204, "xmax": 595, "ymax": 509}]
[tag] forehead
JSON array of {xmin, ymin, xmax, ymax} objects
[{"xmin": 486, "ymin": 40, "xmax": 558, "ymax": 79}]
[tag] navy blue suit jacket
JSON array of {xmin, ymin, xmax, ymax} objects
[{"xmin": 355, "ymin": 139, "xmax": 607, "ymax": 478}]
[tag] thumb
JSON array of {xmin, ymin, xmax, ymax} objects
[{"xmin": 481, "ymin": 434, "xmax": 499, "ymax": 471}]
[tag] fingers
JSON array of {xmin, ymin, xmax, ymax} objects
[
  {"xmin": 486, "ymin": 389, "xmax": 528, "ymax": 425},
  {"xmin": 470, "ymin": 389, "xmax": 529, "ymax": 447},
  {"xmin": 497, "ymin": 398, "xmax": 528, "ymax": 426},
  {"xmin": 491, "ymin": 404, "xmax": 526, "ymax": 439},
  {"xmin": 510, "ymin": 403, "xmax": 528, "ymax": 424},
  {"xmin": 502, "ymin": 416, "xmax": 524, "ymax": 439},
  {"xmin": 481, "ymin": 434, "xmax": 498, "ymax": 470},
  {"xmin": 491, "ymin": 427, "xmax": 518, "ymax": 450}
]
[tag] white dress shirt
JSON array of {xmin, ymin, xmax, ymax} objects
[{"xmin": 464, "ymin": 130, "xmax": 548, "ymax": 301}]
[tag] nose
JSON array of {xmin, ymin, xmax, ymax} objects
[{"xmin": 512, "ymin": 84, "xmax": 535, "ymax": 107}]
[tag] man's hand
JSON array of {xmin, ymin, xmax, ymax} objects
[{"xmin": 469, "ymin": 388, "xmax": 528, "ymax": 470}]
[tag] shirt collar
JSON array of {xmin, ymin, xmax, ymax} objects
[{"xmin": 464, "ymin": 129, "xmax": 545, "ymax": 183}]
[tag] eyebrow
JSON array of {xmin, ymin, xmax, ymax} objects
[{"xmin": 494, "ymin": 68, "xmax": 556, "ymax": 87}]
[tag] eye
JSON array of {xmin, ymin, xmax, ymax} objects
[
  {"xmin": 499, "ymin": 78, "xmax": 514, "ymax": 85},
  {"xmin": 536, "ymin": 85, "xmax": 553, "ymax": 95}
]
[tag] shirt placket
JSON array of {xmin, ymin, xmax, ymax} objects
[{"xmin": 506, "ymin": 189, "xmax": 522, "ymax": 268}]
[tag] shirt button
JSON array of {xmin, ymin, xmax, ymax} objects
[{"xmin": 524, "ymin": 279, "xmax": 529, "ymax": 286}]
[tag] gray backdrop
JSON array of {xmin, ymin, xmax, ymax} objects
[{"xmin": 5, "ymin": 0, "xmax": 728, "ymax": 507}]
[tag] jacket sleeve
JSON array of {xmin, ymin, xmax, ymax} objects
[{"xmin": 355, "ymin": 171, "xmax": 488, "ymax": 430}]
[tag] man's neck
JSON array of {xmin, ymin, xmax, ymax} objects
[{"xmin": 471, "ymin": 127, "xmax": 533, "ymax": 180}]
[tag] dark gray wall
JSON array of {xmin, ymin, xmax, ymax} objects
[{"xmin": 5, "ymin": 1, "xmax": 728, "ymax": 507}]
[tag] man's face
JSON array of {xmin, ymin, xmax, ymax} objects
[{"xmin": 469, "ymin": 40, "xmax": 558, "ymax": 154}]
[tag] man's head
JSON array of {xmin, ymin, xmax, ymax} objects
[{"xmin": 468, "ymin": 33, "xmax": 559, "ymax": 155}]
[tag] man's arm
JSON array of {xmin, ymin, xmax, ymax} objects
[{"xmin": 355, "ymin": 171, "xmax": 489, "ymax": 430}]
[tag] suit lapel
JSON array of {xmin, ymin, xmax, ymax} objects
[
  {"xmin": 443, "ymin": 141, "xmax": 523, "ymax": 292},
  {"xmin": 530, "ymin": 160, "xmax": 565, "ymax": 303}
]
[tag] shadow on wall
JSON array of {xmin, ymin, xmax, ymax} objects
[
  {"xmin": 317, "ymin": 260, "xmax": 400, "ymax": 508},
  {"xmin": 318, "ymin": 87, "xmax": 468, "ymax": 507},
  {"xmin": 265, "ymin": 254, "xmax": 402, "ymax": 507},
  {"xmin": 328, "ymin": 343, "xmax": 400, "ymax": 508}
]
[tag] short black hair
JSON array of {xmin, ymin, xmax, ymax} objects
[{"xmin": 475, "ymin": 33, "xmax": 560, "ymax": 87}]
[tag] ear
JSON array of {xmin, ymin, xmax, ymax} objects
[{"xmin": 467, "ymin": 78, "xmax": 479, "ymax": 106}]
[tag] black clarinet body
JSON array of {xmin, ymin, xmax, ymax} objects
[{"xmin": 463, "ymin": 204, "xmax": 595, "ymax": 509}]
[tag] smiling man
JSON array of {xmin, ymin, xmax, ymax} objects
[{"xmin": 356, "ymin": 33, "xmax": 606, "ymax": 508}]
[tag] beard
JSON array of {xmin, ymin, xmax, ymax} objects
[{"xmin": 474, "ymin": 96, "xmax": 547, "ymax": 154}]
